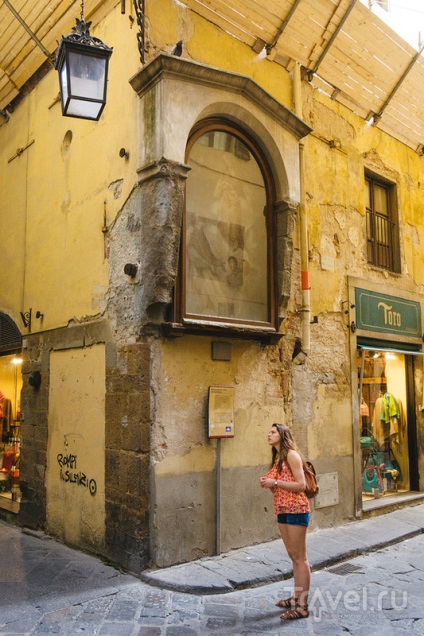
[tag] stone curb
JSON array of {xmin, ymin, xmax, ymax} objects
[{"xmin": 140, "ymin": 503, "xmax": 424, "ymax": 595}]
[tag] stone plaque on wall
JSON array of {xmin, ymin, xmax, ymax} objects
[{"xmin": 314, "ymin": 472, "xmax": 339, "ymax": 509}]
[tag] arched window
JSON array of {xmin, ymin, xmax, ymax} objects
[{"xmin": 176, "ymin": 119, "xmax": 277, "ymax": 332}]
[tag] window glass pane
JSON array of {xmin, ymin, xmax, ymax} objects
[
  {"xmin": 365, "ymin": 180, "xmax": 371, "ymax": 210},
  {"xmin": 373, "ymin": 184, "xmax": 388, "ymax": 216},
  {"xmin": 186, "ymin": 131, "xmax": 268, "ymax": 322}
]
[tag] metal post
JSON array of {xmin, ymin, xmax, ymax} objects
[{"xmin": 215, "ymin": 438, "xmax": 221, "ymax": 555}]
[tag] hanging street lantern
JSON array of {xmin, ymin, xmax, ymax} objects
[{"xmin": 55, "ymin": 5, "xmax": 113, "ymax": 121}]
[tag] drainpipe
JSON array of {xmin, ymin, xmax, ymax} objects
[{"xmin": 293, "ymin": 62, "xmax": 310, "ymax": 362}]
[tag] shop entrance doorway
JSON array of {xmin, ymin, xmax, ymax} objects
[
  {"xmin": 0, "ymin": 313, "xmax": 22, "ymax": 513},
  {"xmin": 357, "ymin": 347, "xmax": 414, "ymax": 503}
]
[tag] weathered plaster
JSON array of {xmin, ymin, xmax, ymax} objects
[
  {"xmin": 3, "ymin": 0, "xmax": 424, "ymax": 575},
  {"xmin": 46, "ymin": 345, "xmax": 106, "ymax": 551}
]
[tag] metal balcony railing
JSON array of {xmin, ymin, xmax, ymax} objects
[{"xmin": 366, "ymin": 209, "xmax": 395, "ymax": 271}]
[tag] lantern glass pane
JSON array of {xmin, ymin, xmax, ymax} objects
[
  {"xmin": 66, "ymin": 99, "xmax": 103, "ymax": 119},
  {"xmin": 60, "ymin": 62, "xmax": 69, "ymax": 105},
  {"xmin": 68, "ymin": 51, "xmax": 106, "ymax": 100}
]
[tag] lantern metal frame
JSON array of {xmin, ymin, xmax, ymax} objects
[{"xmin": 55, "ymin": 17, "xmax": 113, "ymax": 121}]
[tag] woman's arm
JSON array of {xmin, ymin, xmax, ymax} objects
[
  {"xmin": 285, "ymin": 450, "xmax": 306, "ymax": 491},
  {"xmin": 260, "ymin": 450, "xmax": 306, "ymax": 491}
]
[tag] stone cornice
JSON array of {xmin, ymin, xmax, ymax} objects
[{"xmin": 129, "ymin": 54, "xmax": 311, "ymax": 141}]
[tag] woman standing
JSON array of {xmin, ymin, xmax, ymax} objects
[{"xmin": 260, "ymin": 423, "xmax": 311, "ymax": 620}]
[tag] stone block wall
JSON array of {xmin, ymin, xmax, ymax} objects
[
  {"xmin": 104, "ymin": 341, "xmax": 151, "ymax": 572},
  {"xmin": 19, "ymin": 336, "xmax": 48, "ymax": 529},
  {"xmin": 18, "ymin": 323, "xmax": 151, "ymax": 574}
]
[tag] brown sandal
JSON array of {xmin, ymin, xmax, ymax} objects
[
  {"xmin": 275, "ymin": 596, "xmax": 297, "ymax": 608},
  {"xmin": 280, "ymin": 603, "xmax": 309, "ymax": 620}
]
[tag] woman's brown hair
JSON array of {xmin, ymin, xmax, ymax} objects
[{"xmin": 270, "ymin": 423, "xmax": 302, "ymax": 471}]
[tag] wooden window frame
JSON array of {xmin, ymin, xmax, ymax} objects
[
  {"xmin": 174, "ymin": 118, "xmax": 278, "ymax": 337},
  {"xmin": 365, "ymin": 172, "xmax": 400, "ymax": 273}
]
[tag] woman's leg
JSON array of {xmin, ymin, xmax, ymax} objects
[{"xmin": 278, "ymin": 522, "xmax": 310, "ymax": 612}]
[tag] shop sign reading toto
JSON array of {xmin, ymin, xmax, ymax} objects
[
  {"xmin": 355, "ymin": 288, "xmax": 422, "ymax": 340},
  {"xmin": 208, "ymin": 386, "xmax": 235, "ymax": 438}
]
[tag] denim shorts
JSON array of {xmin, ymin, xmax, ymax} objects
[{"xmin": 277, "ymin": 513, "xmax": 311, "ymax": 527}]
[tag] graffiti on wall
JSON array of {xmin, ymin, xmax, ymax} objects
[{"xmin": 57, "ymin": 453, "xmax": 97, "ymax": 496}]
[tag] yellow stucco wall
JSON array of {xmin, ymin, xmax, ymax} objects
[
  {"xmin": 140, "ymin": 4, "xmax": 424, "ymax": 547},
  {"xmin": 151, "ymin": 336, "xmax": 286, "ymax": 477},
  {"xmin": 5, "ymin": 0, "xmax": 423, "ymax": 338},
  {"xmin": 0, "ymin": 4, "xmax": 140, "ymax": 332},
  {"xmin": 46, "ymin": 345, "xmax": 105, "ymax": 549},
  {"xmin": 146, "ymin": 0, "xmax": 292, "ymax": 104},
  {"xmin": 303, "ymin": 87, "xmax": 424, "ymax": 305},
  {"xmin": 2, "ymin": 0, "xmax": 424, "ymax": 563},
  {"xmin": 0, "ymin": 0, "xmax": 296, "ymax": 337}
]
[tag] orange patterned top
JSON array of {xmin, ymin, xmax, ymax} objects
[{"xmin": 265, "ymin": 460, "xmax": 310, "ymax": 514}]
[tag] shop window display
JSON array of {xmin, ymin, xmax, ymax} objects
[
  {"xmin": 0, "ymin": 356, "xmax": 22, "ymax": 507},
  {"xmin": 358, "ymin": 349, "xmax": 410, "ymax": 501}
]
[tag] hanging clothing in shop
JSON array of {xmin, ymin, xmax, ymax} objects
[
  {"xmin": 394, "ymin": 397, "xmax": 406, "ymax": 447},
  {"xmin": 360, "ymin": 399, "xmax": 369, "ymax": 417},
  {"xmin": 381, "ymin": 392, "xmax": 400, "ymax": 423},
  {"xmin": 373, "ymin": 397, "xmax": 385, "ymax": 445},
  {"xmin": 373, "ymin": 393, "xmax": 401, "ymax": 445},
  {"xmin": 384, "ymin": 392, "xmax": 400, "ymax": 441}
]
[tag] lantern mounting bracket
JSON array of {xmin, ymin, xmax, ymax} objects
[{"xmin": 55, "ymin": 19, "xmax": 113, "ymax": 57}]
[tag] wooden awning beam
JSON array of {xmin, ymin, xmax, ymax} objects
[
  {"xmin": 368, "ymin": 43, "xmax": 424, "ymax": 126},
  {"xmin": 306, "ymin": 0, "xmax": 358, "ymax": 80},
  {"xmin": 3, "ymin": 0, "xmax": 54, "ymax": 64},
  {"xmin": 265, "ymin": 0, "xmax": 302, "ymax": 55}
]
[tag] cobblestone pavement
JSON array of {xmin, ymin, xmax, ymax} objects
[{"xmin": 1, "ymin": 522, "xmax": 424, "ymax": 635}]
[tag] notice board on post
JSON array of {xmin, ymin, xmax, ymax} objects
[{"xmin": 208, "ymin": 386, "xmax": 235, "ymax": 438}]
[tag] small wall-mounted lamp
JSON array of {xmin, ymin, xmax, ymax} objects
[
  {"xmin": 55, "ymin": 0, "xmax": 113, "ymax": 120},
  {"xmin": 119, "ymin": 148, "xmax": 129, "ymax": 159},
  {"xmin": 28, "ymin": 371, "xmax": 42, "ymax": 389},
  {"xmin": 124, "ymin": 263, "xmax": 138, "ymax": 277}
]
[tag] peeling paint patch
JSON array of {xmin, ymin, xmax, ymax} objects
[
  {"xmin": 62, "ymin": 191, "xmax": 71, "ymax": 213},
  {"xmin": 405, "ymin": 223, "xmax": 421, "ymax": 247},
  {"xmin": 348, "ymin": 226, "xmax": 360, "ymax": 247},
  {"xmin": 91, "ymin": 283, "xmax": 108, "ymax": 313},
  {"xmin": 109, "ymin": 179, "xmax": 124, "ymax": 200},
  {"xmin": 321, "ymin": 254, "xmax": 335, "ymax": 271},
  {"xmin": 334, "ymin": 208, "xmax": 346, "ymax": 230}
]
